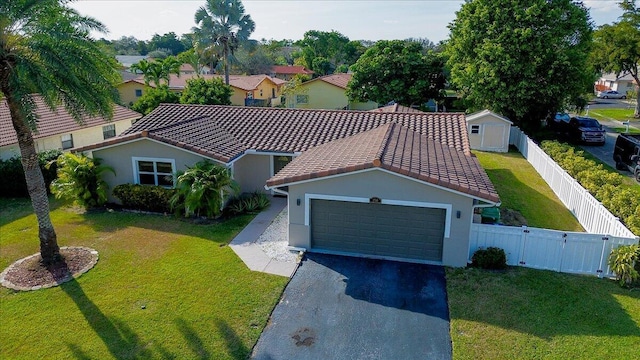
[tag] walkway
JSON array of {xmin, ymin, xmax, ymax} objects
[{"xmin": 229, "ymin": 196, "xmax": 299, "ymax": 277}]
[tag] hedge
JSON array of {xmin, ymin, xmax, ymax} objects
[
  {"xmin": 541, "ymin": 140, "xmax": 640, "ymax": 236},
  {"xmin": 0, "ymin": 150, "xmax": 62, "ymax": 198},
  {"xmin": 112, "ymin": 184, "xmax": 175, "ymax": 214}
]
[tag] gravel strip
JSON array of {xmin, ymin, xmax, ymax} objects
[{"xmin": 257, "ymin": 208, "xmax": 298, "ymax": 263}]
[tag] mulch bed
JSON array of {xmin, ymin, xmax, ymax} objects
[{"xmin": 0, "ymin": 247, "xmax": 98, "ymax": 291}]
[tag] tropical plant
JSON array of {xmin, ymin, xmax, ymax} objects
[
  {"xmin": 49, "ymin": 153, "xmax": 114, "ymax": 209},
  {"xmin": 180, "ymin": 77, "xmax": 233, "ymax": 105},
  {"xmin": 131, "ymin": 56, "xmax": 182, "ymax": 86},
  {"xmin": 170, "ymin": 160, "xmax": 239, "ymax": 218},
  {"xmin": 608, "ymin": 244, "xmax": 640, "ymax": 287},
  {"xmin": 131, "ymin": 84, "xmax": 181, "ymax": 115},
  {"xmin": 178, "ymin": 48, "xmax": 204, "ymax": 76},
  {"xmin": 192, "ymin": 0, "xmax": 256, "ymax": 85},
  {"xmin": 0, "ymin": 0, "xmax": 120, "ymax": 264}
]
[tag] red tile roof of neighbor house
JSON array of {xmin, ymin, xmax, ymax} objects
[
  {"xmin": 369, "ymin": 103, "xmax": 425, "ymax": 113},
  {"xmin": 0, "ymin": 96, "xmax": 141, "ymax": 147},
  {"xmin": 271, "ymin": 65, "xmax": 314, "ymax": 75},
  {"xmin": 133, "ymin": 74, "xmax": 286, "ymax": 91},
  {"xmin": 309, "ymin": 73, "xmax": 353, "ymax": 89},
  {"xmin": 266, "ymin": 123, "xmax": 499, "ymax": 203}
]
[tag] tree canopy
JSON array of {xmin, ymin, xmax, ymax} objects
[
  {"xmin": 347, "ymin": 40, "xmax": 446, "ymax": 107},
  {"xmin": 592, "ymin": 0, "xmax": 640, "ymax": 117},
  {"xmin": 446, "ymin": 0, "xmax": 594, "ymax": 131},
  {"xmin": 180, "ymin": 77, "xmax": 233, "ymax": 105},
  {"xmin": 295, "ymin": 30, "xmax": 366, "ymax": 76},
  {"xmin": 131, "ymin": 85, "xmax": 180, "ymax": 115},
  {"xmin": 0, "ymin": 0, "xmax": 120, "ymax": 264},
  {"xmin": 192, "ymin": 0, "xmax": 255, "ymax": 85}
]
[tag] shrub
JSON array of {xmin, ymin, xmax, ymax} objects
[
  {"xmin": 225, "ymin": 192, "xmax": 271, "ymax": 216},
  {"xmin": 608, "ymin": 244, "xmax": 640, "ymax": 287},
  {"xmin": 49, "ymin": 153, "xmax": 114, "ymax": 208},
  {"xmin": 0, "ymin": 149, "xmax": 62, "ymax": 198},
  {"xmin": 113, "ymin": 184, "xmax": 175, "ymax": 213},
  {"xmin": 471, "ymin": 247, "xmax": 507, "ymax": 270}
]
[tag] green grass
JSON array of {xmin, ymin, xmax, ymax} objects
[
  {"xmin": 447, "ymin": 267, "xmax": 640, "ymax": 359},
  {"xmin": 588, "ymin": 108, "xmax": 638, "ymax": 123},
  {"xmin": 0, "ymin": 198, "xmax": 288, "ymax": 359},
  {"xmin": 474, "ymin": 150, "xmax": 583, "ymax": 231},
  {"xmin": 610, "ymin": 127, "xmax": 640, "ymax": 134}
]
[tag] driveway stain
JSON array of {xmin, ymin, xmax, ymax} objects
[{"xmin": 291, "ymin": 327, "xmax": 316, "ymax": 347}]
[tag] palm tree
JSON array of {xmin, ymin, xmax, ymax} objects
[
  {"xmin": 192, "ymin": 0, "xmax": 255, "ymax": 85},
  {"xmin": 49, "ymin": 153, "xmax": 115, "ymax": 209},
  {"xmin": 0, "ymin": 0, "xmax": 120, "ymax": 265}
]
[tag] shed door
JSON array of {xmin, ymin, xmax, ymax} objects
[
  {"xmin": 310, "ymin": 200, "xmax": 445, "ymax": 262},
  {"xmin": 481, "ymin": 124, "xmax": 506, "ymax": 149}
]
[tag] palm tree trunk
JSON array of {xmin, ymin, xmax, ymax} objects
[
  {"xmin": 4, "ymin": 95, "xmax": 61, "ymax": 264},
  {"xmin": 223, "ymin": 44, "xmax": 230, "ymax": 85}
]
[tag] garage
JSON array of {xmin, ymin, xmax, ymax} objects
[{"xmin": 310, "ymin": 199, "xmax": 445, "ymax": 261}]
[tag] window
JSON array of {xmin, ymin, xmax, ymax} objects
[
  {"xmin": 471, "ymin": 125, "xmax": 480, "ymax": 134},
  {"xmin": 132, "ymin": 157, "xmax": 175, "ymax": 187},
  {"xmin": 61, "ymin": 134, "xmax": 74, "ymax": 149},
  {"xmin": 247, "ymin": 92, "xmax": 253, "ymax": 99},
  {"xmin": 135, "ymin": 89, "xmax": 143, "ymax": 97},
  {"xmin": 102, "ymin": 124, "xmax": 116, "ymax": 139},
  {"xmin": 296, "ymin": 95, "xmax": 309, "ymax": 104}
]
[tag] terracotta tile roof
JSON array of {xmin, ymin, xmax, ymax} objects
[
  {"xmin": 1, "ymin": 96, "xmax": 141, "ymax": 147},
  {"xmin": 369, "ymin": 104, "xmax": 425, "ymax": 113},
  {"xmin": 309, "ymin": 73, "xmax": 352, "ymax": 89},
  {"xmin": 134, "ymin": 74, "xmax": 286, "ymax": 91},
  {"xmin": 266, "ymin": 123, "xmax": 499, "ymax": 203},
  {"xmin": 270, "ymin": 65, "xmax": 314, "ymax": 75}
]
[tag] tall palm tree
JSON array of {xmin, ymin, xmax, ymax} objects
[
  {"xmin": 192, "ymin": 0, "xmax": 255, "ymax": 85},
  {"xmin": 0, "ymin": 0, "xmax": 120, "ymax": 265}
]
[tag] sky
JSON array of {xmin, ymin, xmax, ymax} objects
[{"xmin": 70, "ymin": 0, "xmax": 627, "ymax": 43}]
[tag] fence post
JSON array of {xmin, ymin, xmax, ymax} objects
[
  {"xmin": 596, "ymin": 235, "xmax": 609, "ymax": 278},
  {"xmin": 518, "ymin": 226, "xmax": 529, "ymax": 266}
]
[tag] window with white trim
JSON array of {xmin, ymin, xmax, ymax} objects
[
  {"xmin": 102, "ymin": 124, "xmax": 116, "ymax": 139},
  {"xmin": 470, "ymin": 125, "xmax": 480, "ymax": 134},
  {"xmin": 132, "ymin": 157, "xmax": 175, "ymax": 187},
  {"xmin": 61, "ymin": 134, "xmax": 74, "ymax": 149}
]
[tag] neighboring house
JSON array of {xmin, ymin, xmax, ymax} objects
[
  {"xmin": 369, "ymin": 103, "xmax": 424, "ymax": 113},
  {"xmin": 0, "ymin": 96, "xmax": 141, "ymax": 160},
  {"xmin": 288, "ymin": 73, "xmax": 378, "ymax": 110},
  {"xmin": 179, "ymin": 64, "xmax": 212, "ymax": 75},
  {"xmin": 269, "ymin": 65, "xmax": 314, "ymax": 81},
  {"xmin": 595, "ymin": 72, "xmax": 638, "ymax": 93},
  {"xmin": 77, "ymin": 105, "xmax": 499, "ymax": 267},
  {"xmin": 115, "ymin": 55, "xmax": 148, "ymax": 70},
  {"xmin": 117, "ymin": 74, "xmax": 286, "ymax": 107},
  {"xmin": 466, "ymin": 109, "xmax": 512, "ymax": 153}
]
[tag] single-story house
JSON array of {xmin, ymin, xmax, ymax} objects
[
  {"xmin": 118, "ymin": 74, "xmax": 285, "ymax": 107},
  {"xmin": 269, "ymin": 65, "xmax": 314, "ymax": 81},
  {"xmin": 179, "ymin": 63, "xmax": 212, "ymax": 75},
  {"xmin": 595, "ymin": 72, "xmax": 638, "ymax": 93},
  {"xmin": 369, "ymin": 103, "xmax": 424, "ymax": 113},
  {"xmin": 287, "ymin": 73, "xmax": 378, "ymax": 110},
  {"xmin": 0, "ymin": 96, "xmax": 141, "ymax": 160},
  {"xmin": 77, "ymin": 105, "xmax": 499, "ymax": 267},
  {"xmin": 466, "ymin": 109, "xmax": 512, "ymax": 153}
]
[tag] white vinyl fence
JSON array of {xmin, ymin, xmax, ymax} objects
[
  {"xmin": 469, "ymin": 224, "xmax": 637, "ymax": 277},
  {"xmin": 509, "ymin": 126, "xmax": 636, "ymax": 238}
]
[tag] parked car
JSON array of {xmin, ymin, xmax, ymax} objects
[
  {"xmin": 613, "ymin": 133, "xmax": 640, "ymax": 182},
  {"xmin": 567, "ymin": 117, "xmax": 606, "ymax": 145},
  {"xmin": 546, "ymin": 112, "xmax": 570, "ymax": 130},
  {"xmin": 596, "ymin": 90, "xmax": 627, "ymax": 99}
]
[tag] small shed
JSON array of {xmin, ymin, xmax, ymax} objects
[{"xmin": 466, "ymin": 110, "xmax": 512, "ymax": 153}]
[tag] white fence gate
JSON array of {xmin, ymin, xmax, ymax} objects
[{"xmin": 469, "ymin": 224, "xmax": 637, "ymax": 277}]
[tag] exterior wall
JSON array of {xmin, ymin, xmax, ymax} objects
[
  {"xmin": 255, "ymin": 80, "xmax": 282, "ymax": 101},
  {"xmin": 88, "ymin": 139, "xmax": 212, "ymax": 201},
  {"xmin": 0, "ymin": 118, "xmax": 136, "ymax": 160},
  {"xmin": 118, "ymin": 82, "xmax": 146, "ymax": 106},
  {"xmin": 230, "ymin": 87, "xmax": 248, "ymax": 106},
  {"xmin": 467, "ymin": 115, "xmax": 510, "ymax": 153},
  {"xmin": 232, "ymin": 154, "xmax": 272, "ymax": 194},
  {"xmin": 293, "ymin": 81, "xmax": 376, "ymax": 110},
  {"xmin": 285, "ymin": 169, "xmax": 475, "ymax": 267}
]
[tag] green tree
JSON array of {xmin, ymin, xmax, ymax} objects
[
  {"xmin": 49, "ymin": 153, "xmax": 114, "ymax": 209},
  {"xmin": 132, "ymin": 85, "xmax": 180, "ymax": 115},
  {"xmin": 193, "ymin": 0, "xmax": 255, "ymax": 85},
  {"xmin": 131, "ymin": 57, "xmax": 181, "ymax": 86},
  {"xmin": 180, "ymin": 77, "xmax": 232, "ymax": 105},
  {"xmin": 170, "ymin": 160, "xmax": 239, "ymax": 218},
  {"xmin": 148, "ymin": 32, "xmax": 186, "ymax": 55},
  {"xmin": 592, "ymin": 0, "xmax": 640, "ymax": 117},
  {"xmin": 446, "ymin": 0, "xmax": 593, "ymax": 131},
  {"xmin": 296, "ymin": 30, "xmax": 353, "ymax": 75},
  {"xmin": 347, "ymin": 40, "xmax": 446, "ymax": 107},
  {"xmin": 178, "ymin": 48, "xmax": 204, "ymax": 76},
  {"xmin": 0, "ymin": 0, "xmax": 120, "ymax": 264}
]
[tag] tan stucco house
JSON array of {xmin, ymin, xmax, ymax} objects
[
  {"xmin": 77, "ymin": 105, "xmax": 499, "ymax": 267},
  {"xmin": 466, "ymin": 109, "xmax": 512, "ymax": 153},
  {"xmin": 288, "ymin": 73, "xmax": 378, "ymax": 110},
  {"xmin": 0, "ymin": 96, "xmax": 141, "ymax": 160}
]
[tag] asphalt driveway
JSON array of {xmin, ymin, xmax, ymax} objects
[{"xmin": 251, "ymin": 253, "xmax": 452, "ymax": 360}]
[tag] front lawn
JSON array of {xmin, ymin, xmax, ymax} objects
[
  {"xmin": 473, "ymin": 150, "xmax": 583, "ymax": 231},
  {"xmin": 0, "ymin": 198, "xmax": 288, "ymax": 359},
  {"xmin": 447, "ymin": 267, "xmax": 640, "ymax": 359},
  {"xmin": 588, "ymin": 108, "xmax": 638, "ymax": 123}
]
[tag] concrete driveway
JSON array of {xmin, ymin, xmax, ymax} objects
[{"xmin": 251, "ymin": 253, "xmax": 452, "ymax": 360}]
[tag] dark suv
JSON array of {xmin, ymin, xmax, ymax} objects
[
  {"xmin": 567, "ymin": 117, "xmax": 606, "ymax": 145},
  {"xmin": 614, "ymin": 134, "xmax": 640, "ymax": 182}
]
